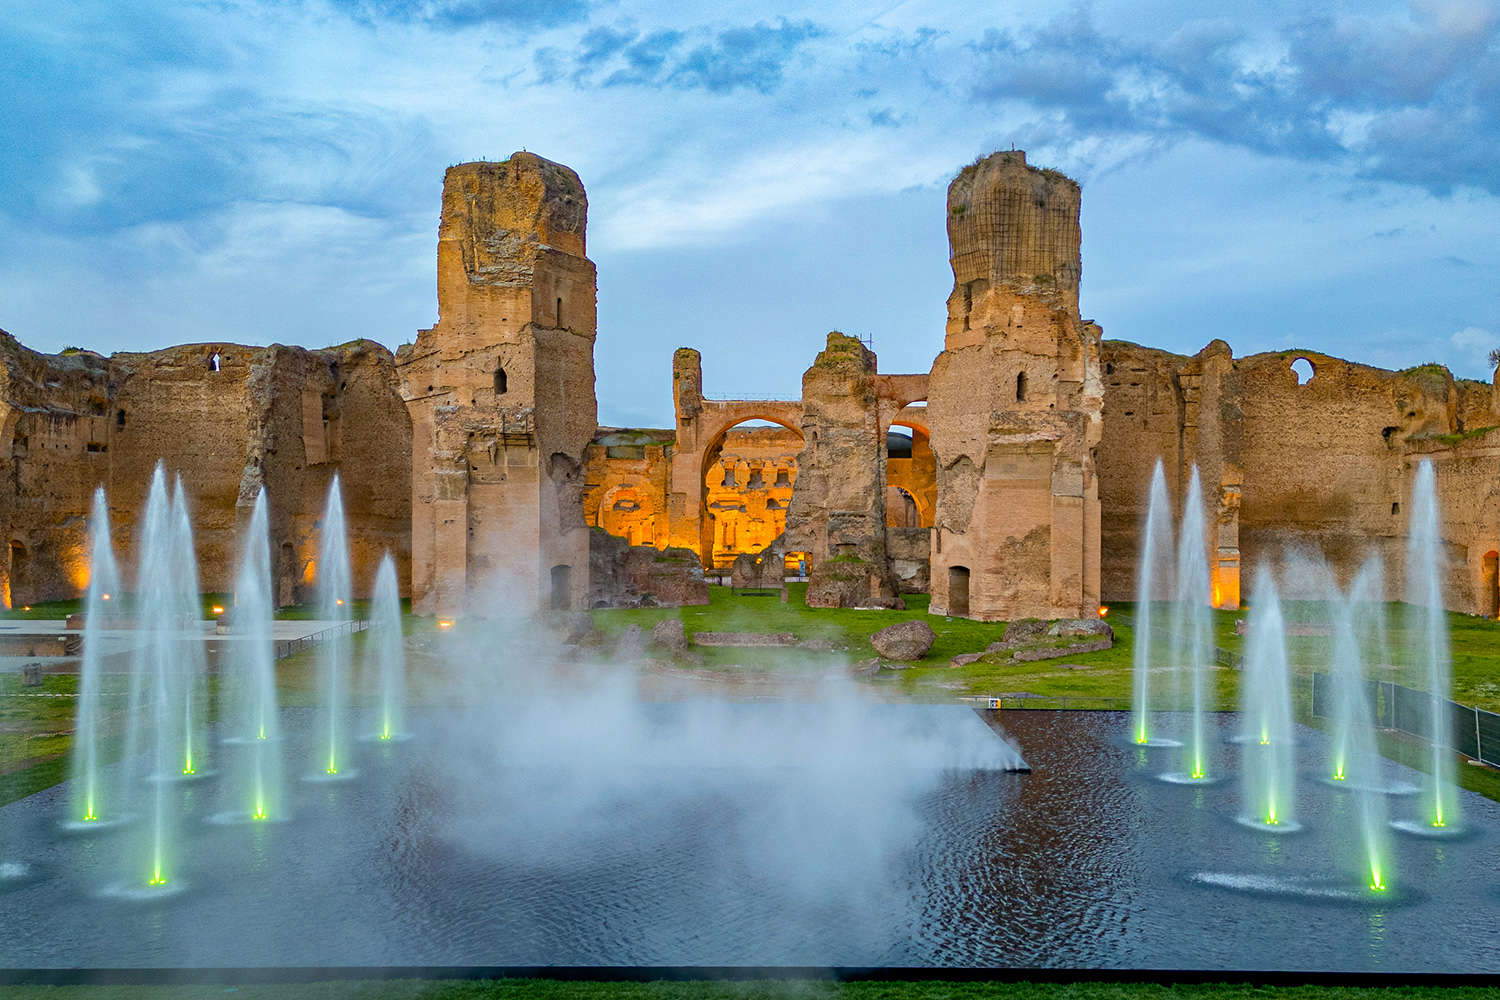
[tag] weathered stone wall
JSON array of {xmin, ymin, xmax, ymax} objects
[
  {"xmin": 785, "ymin": 332, "xmax": 902, "ymax": 609},
  {"xmin": 398, "ymin": 152, "xmax": 597, "ymax": 616},
  {"xmin": 1098, "ymin": 341, "xmax": 1500, "ymax": 615},
  {"xmin": 926, "ymin": 150, "xmax": 1103, "ymax": 621},
  {"xmin": 0, "ymin": 330, "xmax": 411, "ymax": 607}
]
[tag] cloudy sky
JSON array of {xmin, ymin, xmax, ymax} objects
[{"xmin": 2, "ymin": 0, "xmax": 1497, "ymax": 426}]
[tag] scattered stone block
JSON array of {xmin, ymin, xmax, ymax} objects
[
  {"xmin": 1046, "ymin": 619, "xmax": 1113, "ymax": 641},
  {"xmin": 649, "ymin": 618, "xmax": 687, "ymax": 653},
  {"xmin": 871, "ymin": 620, "xmax": 935, "ymax": 661}
]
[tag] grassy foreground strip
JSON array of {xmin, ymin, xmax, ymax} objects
[{"xmin": 2, "ymin": 982, "xmax": 1497, "ymax": 1000}]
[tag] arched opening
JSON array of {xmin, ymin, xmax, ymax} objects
[
  {"xmin": 885, "ymin": 486, "xmax": 920, "ymax": 528},
  {"xmin": 1484, "ymin": 551, "xmax": 1499, "ymax": 619},
  {"xmin": 549, "ymin": 564, "xmax": 572, "ymax": 610},
  {"xmin": 947, "ymin": 565, "xmax": 971, "ymax": 617},
  {"xmin": 209, "ymin": 351, "xmax": 222, "ymax": 372},
  {"xmin": 596, "ymin": 486, "xmax": 652, "ymax": 546},
  {"xmin": 702, "ymin": 417, "xmax": 803, "ymax": 571},
  {"xmin": 1015, "ymin": 371, "xmax": 1028, "ymax": 401},
  {"xmin": 1290, "ymin": 357, "xmax": 1314, "ymax": 385},
  {"xmin": 7, "ymin": 541, "xmax": 28, "ymax": 609},
  {"xmin": 494, "ymin": 365, "xmax": 508, "ymax": 396},
  {"xmin": 883, "ymin": 415, "xmax": 935, "ymax": 530}
]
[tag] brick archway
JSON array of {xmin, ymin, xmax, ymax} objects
[{"xmin": 668, "ymin": 398, "xmax": 804, "ymax": 563}]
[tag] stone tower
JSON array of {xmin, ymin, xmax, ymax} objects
[
  {"xmin": 926, "ymin": 151, "xmax": 1103, "ymax": 621},
  {"xmin": 398, "ymin": 153, "xmax": 598, "ymax": 616}
]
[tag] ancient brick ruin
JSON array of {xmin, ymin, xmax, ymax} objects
[
  {"xmin": 5, "ymin": 148, "xmax": 1500, "ymax": 621},
  {"xmin": 0, "ymin": 334, "xmax": 409, "ymax": 608}
]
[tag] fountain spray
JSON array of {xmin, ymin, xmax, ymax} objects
[
  {"xmin": 219, "ymin": 490, "xmax": 284, "ymax": 822},
  {"xmin": 68, "ymin": 489, "xmax": 121, "ymax": 828},
  {"xmin": 1131, "ymin": 460, "xmax": 1173, "ymax": 746},
  {"xmin": 310, "ymin": 475, "xmax": 355, "ymax": 780},
  {"xmin": 1332, "ymin": 560, "xmax": 1394, "ymax": 892},
  {"xmin": 1237, "ymin": 568, "xmax": 1297, "ymax": 831},
  {"xmin": 367, "ymin": 553, "xmax": 408, "ymax": 742},
  {"xmin": 1405, "ymin": 461, "xmax": 1460, "ymax": 833},
  {"xmin": 1169, "ymin": 467, "xmax": 1213, "ymax": 781}
]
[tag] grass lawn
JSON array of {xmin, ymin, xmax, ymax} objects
[
  {"xmin": 0, "ymin": 980, "xmax": 1493, "ymax": 1000},
  {"xmin": 5, "ymin": 586, "xmax": 1500, "ymax": 807}
]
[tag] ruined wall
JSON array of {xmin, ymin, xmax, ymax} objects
[
  {"xmin": 582, "ymin": 429, "xmax": 675, "ymax": 548},
  {"xmin": 926, "ymin": 151, "xmax": 1103, "ymax": 621},
  {"xmin": 0, "ymin": 330, "xmax": 411, "ymax": 607},
  {"xmin": 397, "ymin": 152, "xmax": 597, "ymax": 616},
  {"xmin": 785, "ymin": 332, "xmax": 902, "ymax": 609},
  {"xmin": 1098, "ymin": 342, "xmax": 1500, "ymax": 615}
]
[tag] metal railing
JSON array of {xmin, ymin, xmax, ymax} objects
[
  {"xmin": 273, "ymin": 619, "xmax": 368, "ymax": 661},
  {"xmin": 1308, "ymin": 672, "xmax": 1500, "ymax": 768}
]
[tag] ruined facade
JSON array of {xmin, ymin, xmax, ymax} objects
[
  {"xmin": 397, "ymin": 153, "xmax": 598, "ymax": 616},
  {"xmin": 1098, "ymin": 342, "xmax": 1500, "ymax": 616},
  {"xmin": 0, "ymin": 332, "xmax": 410, "ymax": 608},
  {"xmin": 8, "ymin": 146, "xmax": 1500, "ymax": 624}
]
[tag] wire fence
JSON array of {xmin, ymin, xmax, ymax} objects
[
  {"xmin": 1308, "ymin": 672, "xmax": 1500, "ymax": 767},
  {"xmin": 273, "ymin": 619, "xmax": 368, "ymax": 661}
]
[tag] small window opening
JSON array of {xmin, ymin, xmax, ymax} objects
[
  {"xmin": 209, "ymin": 351, "xmax": 222, "ymax": 372},
  {"xmin": 1105, "ymin": 362, "xmax": 1115, "ymax": 375},
  {"xmin": 556, "ymin": 296, "xmax": 563, "ymax": 326},
  {"xmin": 1392, "ymin": 502, "xmax": 1401, "ymax": 515},
  {"xmin": 85, "ymin": 442, "xmax": 107, "ymax": 454},
  {"xmin": 115, "ymin": 409, "xmax": 126, "ymax": 428},
  {"xmin": 721, "ymin": 466, "xmax": 737, "ymax": 487},
  {"xmin": 494, "ymin": 366, "xmax": 508, "ymax": 395},
  {"xmin": 1015, "ymin": 371, "xmax": 1028, "ymax": 402},
  {"xmin": 1290, "ymin": 357, "xmax": 1314, "ymax": 384},
  {"xmin": 774, "ymin": 468, "xmax": 791, "ymax": 487},
  {"xmin": 1382, "ymin": 426, "xmax": 1398, "ymax": 441}
]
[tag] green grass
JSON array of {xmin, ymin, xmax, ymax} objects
[
  {"xmin": 0, "ymin": 981, "xmax": 1492, "ymax": 1000},
  {"xmin": 592, "ymin": 590, "xmax": 1247, "ymax": 705}
]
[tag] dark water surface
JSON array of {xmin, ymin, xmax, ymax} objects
[{"xmin": 1, "ymin": 707, "xmax": 1498, "ymax": 972}]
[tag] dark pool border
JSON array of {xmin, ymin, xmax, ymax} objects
[{"xmin": 2, "ymin": 966, "xmax": 1500, "ymax": 987}]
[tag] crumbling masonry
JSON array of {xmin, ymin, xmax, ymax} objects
[{"xmin": 6, "ymin": 148, "xmax": 1500, "ymax": 621}]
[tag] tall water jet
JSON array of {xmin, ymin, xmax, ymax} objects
[
  {"xmin": 365, "ymin": 553, "xmax": 408, "ymax": 743},
  {"xmin": 1130, "ymin": 460, "xmax": 1176, "ymax": 747},
  {"xmin": 67, "ymin": 488, "xmax": 124, "ymax": 830},
  {"xmin": 308, "ymin": 475, "xmax": 355, "ymax": 780},
  {"xmin": 169, "ymin": 476, "xmax": 213, "ymax": 781},
  {"xmin": 111, "ymin": 464, "xmax": 196, "ymax": 896},
  {"xmin": 1237, "ymin": 568, "xmax": 1297, "ymax": 832},
  {"xmin": 216, "ymin": 490, "xmax": 284, "ymax": 823},
  {"xmin": 1399, "ymin": 460, "xmax": 1461, "ymax": 835},
  {"xmin": 1163, "ymin": 467, "xmax": 1214, "ymax": 782},
  {"xmin": 1328, "ymin": 561, "xmax": 1394, "ymax": 893}
]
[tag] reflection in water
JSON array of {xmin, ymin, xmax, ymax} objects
[{"xmin": 0, "ymin": 710, "xmax": 1495, "ymax": 972}]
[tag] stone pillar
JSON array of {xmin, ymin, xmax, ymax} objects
[{"xmin": 785, "ymin": 332, "xmax": 902, "ymax": 609}]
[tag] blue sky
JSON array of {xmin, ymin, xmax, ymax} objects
[{"xmin": 2, "ymin": 0, "xmax": 1497, "ymax": 427}]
